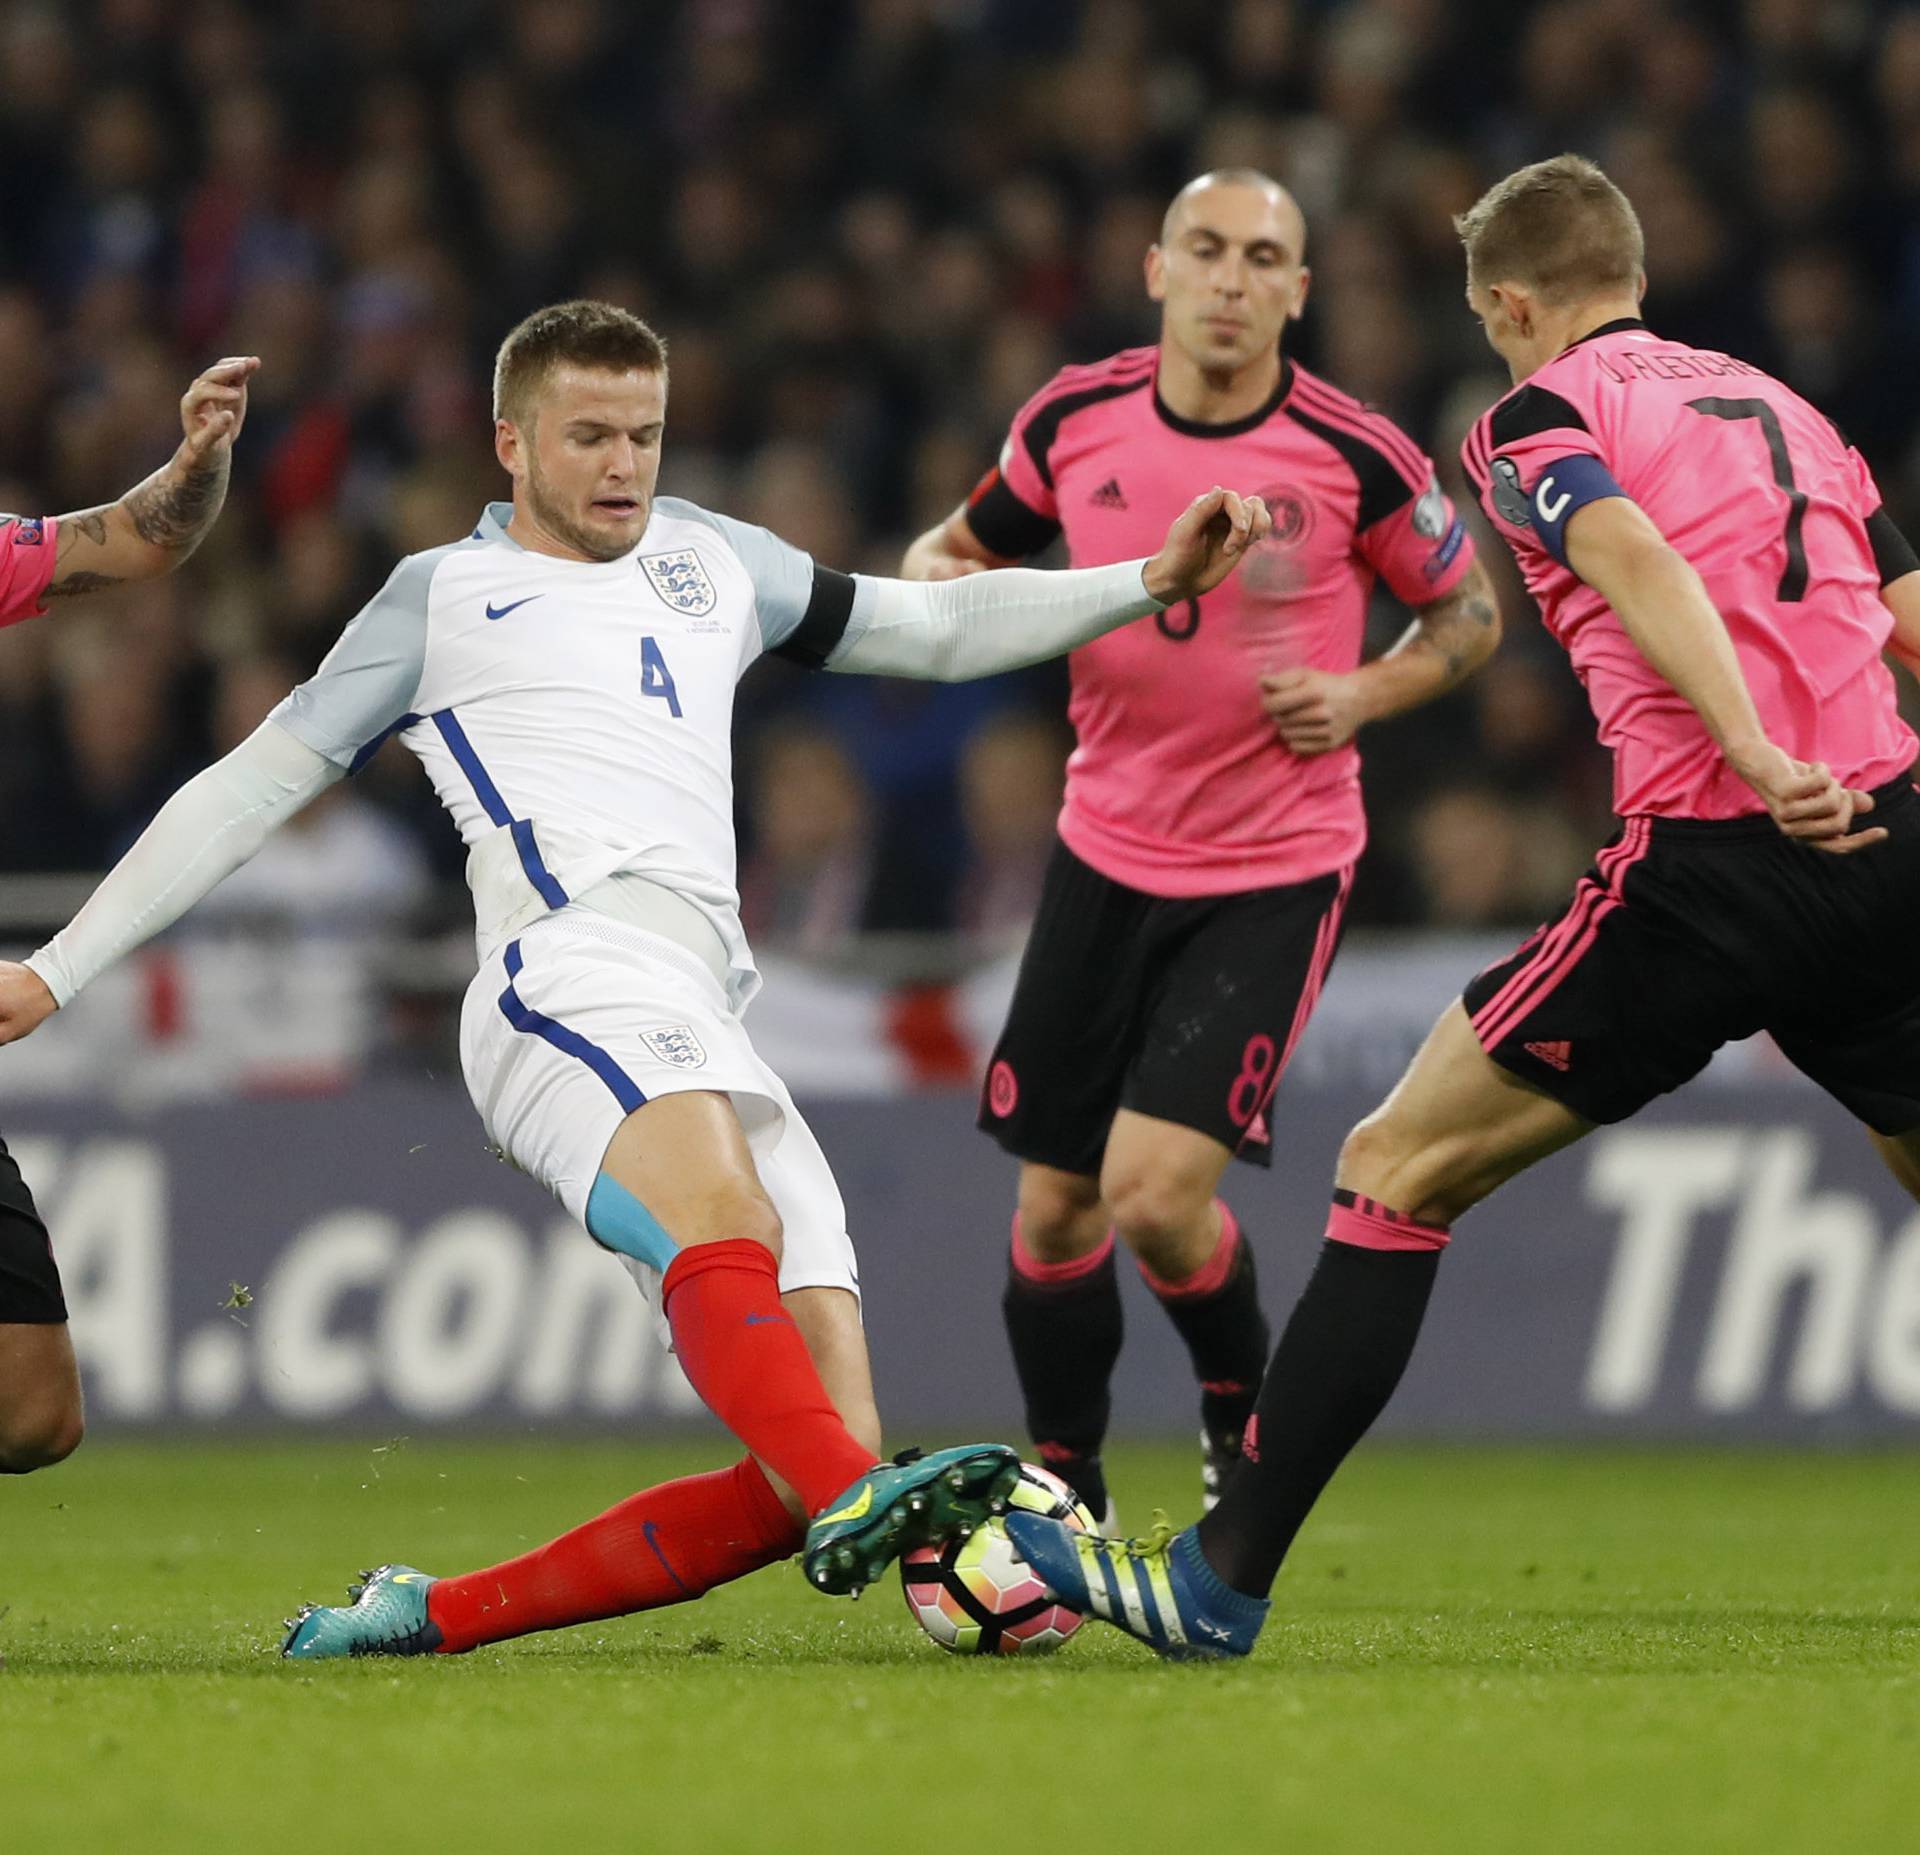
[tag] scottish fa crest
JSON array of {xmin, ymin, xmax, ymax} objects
[
  {"xmin": 642, "ymin": 1024, "xmax": 708, "ymax": 1069},
  {"xmin": 642, "ymin": 549, "xmax": 717, "ymax": 616}
]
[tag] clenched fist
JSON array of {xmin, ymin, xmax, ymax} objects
[{"xmin": 1261, "ymin": 667, "xmax": 1372, "ymax": 756}]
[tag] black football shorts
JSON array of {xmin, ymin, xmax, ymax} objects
[
  {"xmin": 979, "ymin": 840, "xmax": 1351, "ymax": 1175},
  {"xmin": 1463, "ymin": 770, "xmax": 1920, "ymax": 1133},
  {"xmin": 0, "ymin": 1133, "xmax": 67, "ymax": 1324}
]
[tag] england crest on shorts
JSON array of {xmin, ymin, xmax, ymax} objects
[
  {"xmin": 642, "ymin": 549, "xmax": 717, "ymax": 616},
  {"xmin": 642, "ymin": 1024, "xmax": 708, "ymax": 1069}
]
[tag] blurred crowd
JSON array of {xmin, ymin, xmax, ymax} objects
[{"xmin": 1, "ymin": 0, "xmax": 1918, "ymax": 956}]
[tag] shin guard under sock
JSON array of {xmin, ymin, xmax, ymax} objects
[
  {"xmin": 428, "ymin": 1457, "xmax": 800, "ymax": 1651},
  {"xmin": 1196, "ymin": 1191, "xmax": 1448, "ymax": 1596},
  {"xmin": 1002, "ymin": 1215, "xmax": 1124, "ymax": 1517},
  {"xmin": 662, "ymin": 1238, "xmax": 876, "ymax": 1518},
  {"xmin": 1136, "ymin": 1201, "xmax": 1270, "ymax": 1445}
]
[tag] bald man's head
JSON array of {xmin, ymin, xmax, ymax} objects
[
  {"xmin": 1160, "ymin": 169, "xmax": 1307, "ymax": 260},
  {"xmin": 1147, "ymin": 170, "xmax": 1311, "ymax": 381}
]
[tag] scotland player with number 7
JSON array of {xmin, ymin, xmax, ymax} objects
[
  {"xmin": 0, "ymin": 300, "xmax": 1271, "ymax": 1657},
  {"xmin": 1002, "ymin": 156, "xmax": 1920, "ymax": 1661}
]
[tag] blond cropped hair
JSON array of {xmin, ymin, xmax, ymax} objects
[{"xmin": 1455, "ymin": 155, "xmax": 1644, "ymax": 303}]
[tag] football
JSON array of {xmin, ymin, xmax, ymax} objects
[{"xmin": 899, "ymin": 1462, "xmax": 1097, "ymax": 1655}]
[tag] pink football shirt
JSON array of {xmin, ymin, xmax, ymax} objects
[
  {"xmin": 967, "ymin": 347, "xmax": 1475, "ymax": 895},
  {"xmin": 0, "ymin": 515, "xmax": 57, "ymax": 626},
  {"xmin": 1462, "ymin": 320, "xmax": 1917, "ymax": 819}
]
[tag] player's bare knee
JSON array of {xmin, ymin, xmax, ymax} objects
[
  {"xmin": 1015, "ymin": 1169, "xmax": 1104, "ymax": 1262},
  {"xmin": 698, "ymin": 1183, "xmax": 783, "ymax": 1262},
  {"xmin": 1103, "ymin": 1172, "xmax": 1208, "ymax": 1271},
  {"xmin": 1335, "ymin": 1116, "xmax": 1462, "ymax": 1226},
  {"xmin": 1335, "ymin": 1113, "xmax": 1404, "ymax": 1191},
  {"xmin": 0, "ymin": 1401, "xmax": 83, "ymax": 1474},
  {"xmin": 1016, "ymin": 1212, "xmax": 1101, "ymax": 1265},
  {"xmin": 739, "ymin": 1194, "xmax": 785, "ymax": 1263}
]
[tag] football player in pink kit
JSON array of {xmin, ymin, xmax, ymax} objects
[
  {"xmin": 1002, "ymin": 154, "xmax": 1920, "ymax": 1658},
  {"xmin": 0, "ymin": 353, "xmax": 258, "ymax": 1473},
  {"xmin": 906, "ymin": 169, "xmax": 1501, "ymax": 1524}
]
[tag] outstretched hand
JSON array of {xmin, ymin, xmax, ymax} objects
[
  {"xmin": 1143, "ymin": 487, "xmax": 1271, "ymax": 605},
  {"xmin": 1732, "ymin": 744, "xmax": 1887, "ymax": 855},
  {"xmin": 0, "ymin": 963, "xmax": 58, "ymax": 1046},
  {"xmin": 179, "ymin": 356, "xmax": 260, "ymax": 463}
]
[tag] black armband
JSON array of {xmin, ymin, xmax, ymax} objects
[
  {"xmin": 1868, "ymin": 506, "xmax": 1920, "ymax": 586},
  {"xmin": 773, "ymin": 566, "xmax": 858, "ymax": 670},
  {"xmin": 966, "ymin": 471, "xmax": 1061, "ymax": 560}
]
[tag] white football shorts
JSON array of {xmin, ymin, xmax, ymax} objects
[{"xmin": 459, "ymin": 907, "xmax": 859, "ymax": 1319}]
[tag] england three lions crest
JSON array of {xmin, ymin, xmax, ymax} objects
[
  {"xmin": 642, "ymin": 549, "xmax": 717, "ymax": 616},
  {"xmin": 642, "ymin": 1024, "xmax": 708, "ymax": 1069}
]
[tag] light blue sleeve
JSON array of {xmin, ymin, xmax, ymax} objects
[
  {"xmin": 653, "ymin": 496, "xmax": 817, "ymax": 653},
  {"xmin": 269, "ymin": 545, "xmax": 451, "ymax": 769}
]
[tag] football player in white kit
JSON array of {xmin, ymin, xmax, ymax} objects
[{"xmin": 0, "ymin": 302, "xmax": 1269, "ymax": 1658}]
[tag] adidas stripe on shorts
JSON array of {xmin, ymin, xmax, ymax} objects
[{"xmin": 1461, "ymin": 770, "xmax": 1920, "ymax": 1134}]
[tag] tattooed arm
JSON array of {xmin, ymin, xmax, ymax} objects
[
  {"xmin": 1260, "ymin": 556, "xmax": 1503, "ymax": 757},
  {"xmin": 45, "ymin": 356, "xmax": 259, "ymax": 599}
]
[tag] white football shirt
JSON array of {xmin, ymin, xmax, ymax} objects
[{"xmin": 271, "ymin": 498, "xmax": 852, "ymax": 1000}]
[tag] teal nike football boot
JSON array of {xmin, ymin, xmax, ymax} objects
[
  {"xmin": 803, "ymin": 1443, "xmax": 1021, "ymax": 1596},
  {"xmin": 281, "ymin": 1564, "xmax": 443, "ymax": 1659},
  {"xmin": 1001, "ymin": 1511, "xmax": 1269, "ymax": 1661}
]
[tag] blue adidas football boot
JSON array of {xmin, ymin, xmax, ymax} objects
[
  {"xmin": 803, "ymin": 1443, "xmax": 1022, "ymax": 1596},
  {"xmin": 1000, "ymin": 1511, "xmax": 1269, "ymax": 1661},
  {"xmin": 281, "ymin": 1564, "xmax": 444, "ymax": 1659}
]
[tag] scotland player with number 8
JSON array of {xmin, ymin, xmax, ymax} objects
[{"xmin": 904, "ymin": 170, "xmax": 1499, "ymax": 1528}]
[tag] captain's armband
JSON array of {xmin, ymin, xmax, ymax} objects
[{"xmin": 1522, "ymin": 454, "xmax": 1629, "ymax": 566}]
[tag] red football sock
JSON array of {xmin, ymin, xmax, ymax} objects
[
  {"xmin": 661, "ymin": 1238, "xmax": 878, "ymax": 1517},
  {"xmin": 427, "ymin": 1456, "xmax": 801, "ymax": 1653}
]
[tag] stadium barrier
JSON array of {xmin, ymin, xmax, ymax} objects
[
  {"xmin": 0, "ymin": 930, "xmax": 1795, "ymax": 1102},
  {"xmin": 11, "ymin": 1077, "xmax": 1920, "ymax": 1442}
]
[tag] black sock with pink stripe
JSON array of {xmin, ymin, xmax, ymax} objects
[
  {"xmin": 1002, "ymin": 1215, "xmax": 1124, "ymax": 1519},
  {"xmin": 1194, "ymin": 1189, "xmax": 1448, "ymax": 1596},
  {"xmin": 1136, "ymin": 1201, "xmax": 1270, "ymax": 1451}
]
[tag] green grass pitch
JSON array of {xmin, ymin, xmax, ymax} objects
[{"xmin": 5, "ymin": 1438, "xmax": 1917, "ymax": 1854}]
